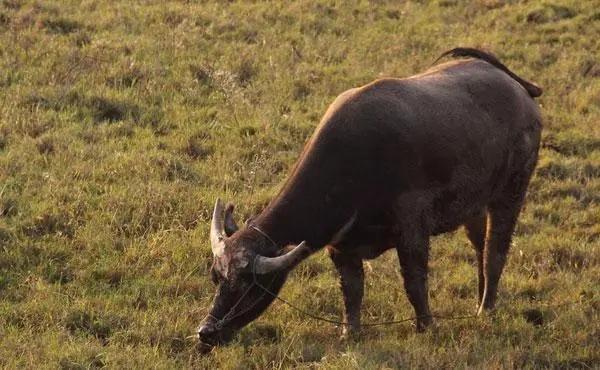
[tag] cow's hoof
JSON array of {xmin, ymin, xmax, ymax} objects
[
  {"xmin": 339, "ymin": 332, "xmax": 360, "ymax": 342},
  {"xmin": 340, "ymin": 326, "xmax": 361, "ymax": 341},
  {"xmin": 415, "ymin": 316, "xmax": 433, "ymax": 333},
  {"xmin": 477, "ymin": 304, "xmax": 497, "ymax": 318}
]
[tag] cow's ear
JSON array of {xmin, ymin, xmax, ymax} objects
[{"xmin": 224, "ymin": 203, "xmax": 238, "ymax": 236}]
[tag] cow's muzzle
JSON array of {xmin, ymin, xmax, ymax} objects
[{"xmin": 197, "ymin": 318, "xmax": 234, "ymax": 346}]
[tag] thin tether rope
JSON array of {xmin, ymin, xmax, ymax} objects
[
  {"xmin": 248, "ymin": 226, "xmax": 477, "ymax": 326},
  {"xmin": 249, "ymin": 224, "xmax": 277, "ymax": 247},
  {"xmin": 202, "ymin": 227, "xmax": 590, "ymax": 334},
  {"xmin": 251, "ymin": 257, "xmax": 477, "ymax": 327}
]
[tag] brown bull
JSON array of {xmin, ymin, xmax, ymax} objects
[{"xmin": 198, "ymin": 48, "xmax": 542, "ymax": 346}]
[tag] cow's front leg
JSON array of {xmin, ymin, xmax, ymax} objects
[
  {"xmin": 328, "ymin": 247, "xmax": 364, "ymax": 338},
  {"xmin": 396, "ymin": 233, "xmax": 432, "ymax": 332}
]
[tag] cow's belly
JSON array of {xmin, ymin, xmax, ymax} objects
[
  {"xmin": 332, "ymin": 174, "xmax": 495, "ymax": 256},
  {"xmin": 429, "ymin": 182, "xmax": 491, "ymax": 235},
  {"xmin": 331, "ymin": 241, "xmax": 394, "ymax": 260}
]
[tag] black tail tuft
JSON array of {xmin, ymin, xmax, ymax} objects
[{"xmin": 434, "ymin": 47, "xmax": 542, "ymax": 98}]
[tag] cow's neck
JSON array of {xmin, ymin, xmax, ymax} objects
[
  {"xmin": 253, "ymin": 135, "xmax": 359, "ymax": 251},
  {"xmin": 253, "ymin": 183, "xmax": 353, "ymax": 251}
]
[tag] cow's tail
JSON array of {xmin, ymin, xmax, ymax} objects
[{"xmin": 434, "ymin": 47, "xmax": 543, "ymax": 98}]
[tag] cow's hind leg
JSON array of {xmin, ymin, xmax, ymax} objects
[
  {"xmin": 396, "ymin": 231, "xmax": 432, "ymax": 332},
  {"xmin": 463, "ymin": 211, "xmax": 487, "ymax": 304},
  {"xmin": 328, "ymin": 247, "xmax": 364, "ymax": 338},
  {"xmin": 479, "ymin": 174, "xmax": 533, "ymax": 314}
]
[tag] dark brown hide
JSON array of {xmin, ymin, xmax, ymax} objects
[{"xmin": 199, "ymin": 48, "xmax": 542, "ymax": 344}]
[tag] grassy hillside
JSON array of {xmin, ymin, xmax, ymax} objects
[{"xmin": 0, "ymin": 0, "xmax": 598, "ymax": 368}]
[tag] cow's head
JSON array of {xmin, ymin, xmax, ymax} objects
[{"xmin": 197, "ymin": 199, "xmax": 310, "ymax": 346}]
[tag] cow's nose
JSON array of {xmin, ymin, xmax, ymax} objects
[{"xmin": 197, "ymin": 324, "xmax": 216, "ymax": 341}]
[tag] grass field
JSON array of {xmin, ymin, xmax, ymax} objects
[{"xmin": 0, "ymin": 0, "xmax": 599, "ymax": 368}]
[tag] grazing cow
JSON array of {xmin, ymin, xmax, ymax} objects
[{"xmin": 198, "ymin": 48, "xmax": 542, "ymax": 346}]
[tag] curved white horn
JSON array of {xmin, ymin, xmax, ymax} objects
[
  {"xmin": 210, "ymin": 198, "xmax": 226, "ymax": 257},
  {"xmin": 253, "ymin": 241, "xmax": 311, "ymax": 274}
]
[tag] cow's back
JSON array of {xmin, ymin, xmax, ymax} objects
[{"xmin": 304, "ymin": 59, "xmax": 541, "ymax": 235}]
